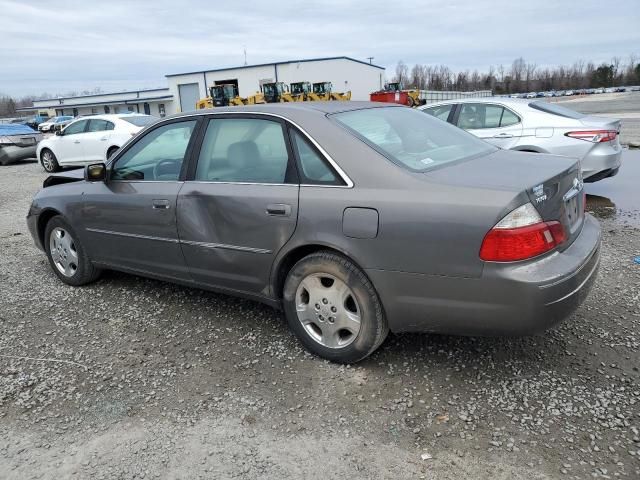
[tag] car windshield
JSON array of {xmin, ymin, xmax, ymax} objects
[
  {"xmin": 332, "ymin": 107, "xmax": 496, "ymax": 172},
  {"xmin": 121, "ymin": 115, "xmax": 156, "ymax": 127},
  {"xmin": 528, "ymin": 101, "xmax": 586, "ymax": 119}
]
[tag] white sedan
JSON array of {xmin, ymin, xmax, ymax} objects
[
  {"xmin": 419, "ymin": 97, "xmax": 622, "ymax": 182},
  {"xmin": 37, "ymin": 114, "xmax": 156, "ymax": 172}
]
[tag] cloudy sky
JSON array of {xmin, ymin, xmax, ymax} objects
[{"xmin": 1, "ymin": 0, "xmax": 638, "ymax": 97}]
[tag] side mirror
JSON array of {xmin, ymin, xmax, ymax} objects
[
  {"xmin": 85, "ymin": 163, "xmax": 106, "ymax": 182},
  {"xmin": 55, "ymin": 129, "xmax": 63, "ymax": 136}
]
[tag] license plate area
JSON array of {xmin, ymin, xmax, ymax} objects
[{"xmin": 565, "ymin": 194, "xmax": 582, "ymax": 230}]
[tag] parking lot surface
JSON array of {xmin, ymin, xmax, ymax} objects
[{"xmin": 1, "ymin": 156, "xmax": 639, "ymax": 479}]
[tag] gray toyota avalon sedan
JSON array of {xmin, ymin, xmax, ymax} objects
[{"xmin": 27, "ymin": 102, "xmax": 601, "ymax": 363}]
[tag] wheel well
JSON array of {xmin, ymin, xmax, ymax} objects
[
  {"xmin": 40, "ymin": 147, "xmax": 52, "ymax": 159},
  {"xmin": 274, "ymin": 244, "xmax": 352, "ymax": 299},
  {"xmin": 107, "ymin": 146, "xmax": 119, "ymax": 158},
  {"xmin": 37, "ymin": 209, "xmax": 60, "ymax": 247}
]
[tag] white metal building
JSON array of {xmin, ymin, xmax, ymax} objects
[
  {"xmin": 21, "ymin": 88, "xmax": 174, "ymax": 118},
  {"xmin": 166, "ymin": 56, "xmax": 385, "ymax": 113},
  {"xmin": 17, "ymin": 56, "xmax": 385, "ymax": 117}
]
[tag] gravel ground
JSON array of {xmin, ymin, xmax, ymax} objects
[{"xmin": 1, "ymin": 160, "xmax": 639, "ymax": 479}]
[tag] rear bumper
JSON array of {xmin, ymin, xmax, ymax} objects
[
  {"xmin": 581, "ymin": 146, "xmax": 622, "ymax": 180},
  {"xmin": 368, "ymin": 215, "xmax": 601, "ymax": 335},
  {"xmin": 0, "ymin": 145, "xmax": 37, "ymax": 165}
]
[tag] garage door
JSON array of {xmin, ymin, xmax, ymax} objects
[{"xmin": 178, "ymin": 83, "xmax": 201, "ymax": 112}]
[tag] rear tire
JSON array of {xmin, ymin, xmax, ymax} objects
[
  {"xmin": 40, "ymin": 149, "xmax": 60, "ymax": 173},
  {"xmin": 406, "ymin": 96, "xmax": 415, "ymax": 107},
  {"xmin": 44, "ymin": 216, "xmax": 101, "ymax": 286},
  {"xmin": 282, "ymin": 251, "xmax": 388, "ymax": 363}
]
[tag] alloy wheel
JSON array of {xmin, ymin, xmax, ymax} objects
[
  {"xmin": 42, "ymin": 151, "xmax": 55, "ymax": 172},
  {"xmin": 295, "ymin": 273, "xmax": 361, "ymax": 348},
  {"xmin": 49, "ymin": 227, "xmax": 78, "ymax": 277}
]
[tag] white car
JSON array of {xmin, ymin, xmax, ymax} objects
[
  {"xmin": 419, "ymin": 97, "xmax": 622, "ymax": 182},
  {"xmin": 37, "ymin": 114, "xmax": 156, "ymax": 172},
  {"xmin": 38, "ymin": 116, "xmax": 74, "ymax": 133}
]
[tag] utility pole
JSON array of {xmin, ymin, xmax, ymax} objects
[
  {"xmin": 243, "ymin": 46, "xmax": 247, "ymax": 66},
  {"xmin": 367, "ymin": 57, "xmax": 374, "ymax": 64}
]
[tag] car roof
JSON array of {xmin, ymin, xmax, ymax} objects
[
  {"xmin": 70, "ymin": 114, "xmax": 151, "ymax": 121},
  {"xmin": 164, "ymin": 101, "xmax": 404, "ymax": 122},
  {"xmin": 421, "ymin": 97, "xmax": 540, "ymax": 108}
]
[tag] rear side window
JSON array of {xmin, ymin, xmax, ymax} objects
[
  {"xmin": 62, "ymin": 120, "xmax": 88, "ymax": 135},
  {"xmin": 529, "ymin": 101, "xmax": 586, "ymax": 119},
  {"xmin": 87, "ymin": 119, "xmax": 114, "ymax": 132},
  {"xmin": 423, "ymin": 104, "xmax": 454, "ymax": 122},
  {"xmin": 457, "ymin": 104, "xmax": 521, "ymax": 129},
  {"xmin": 333, "ymin": 107, "xmax": 496, "ymax": 172},
  {"xmin": 195, "ymin": 118, "xmax": 292, "ymax": 184},
  {"xmin": 290, "ymin": 129, "xmax": 341, "ymax": 185}
]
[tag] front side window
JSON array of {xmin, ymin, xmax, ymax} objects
[
  {"xmin": 62, "ymin": 120, "xmax": 88, "ymax": 135},
  {"xmin": 195, "ymin": 118, "xmax": 291, "ymax": 184},
  {"xmin": 333, "ymin": 107, "xmax": 496, "ymax": 172},
  {"xmin": 111, "ymin": 120, "xmax": 196, "ymax": 181},
  {"xmin": 290, "ymin": 130, "xmax": 340, "ymax": 185},
  {"xmin": 423, "ymin": 104, "xmax": 454, "ymax": 122}
]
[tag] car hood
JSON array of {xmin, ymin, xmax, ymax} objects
[{"xmin": 42, "ymin": 167, "xmax": 85, "ymax": 188}]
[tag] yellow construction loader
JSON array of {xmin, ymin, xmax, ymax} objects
[
  {"xmin": 382, "ymin": 82, "xmax": 422, "ymax": 107},
  {"xmin": 262, "ymin": 82, "xmax": 299, "ymax": 102},
  {"xmin": 196, "ymin": 84, "xmax": 265, "ymax": 109},
  {"xmin": 290, "ymin": 82, "xmax": 313, "ymax": 101}
]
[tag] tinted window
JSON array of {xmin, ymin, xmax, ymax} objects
[
  {"xmin": 423, "ymin": 104, "xmax": 454, "ymax": 121},
  {"xmin": 62, "ymin": 120, "xmax": 88, "ymax": 135},
  {"xmin": 111, "ymin": 120, "xmax": 196, "ymax": 181},
  {"xmin": 87, "ymin": 119, "xmax": 114, "ymax": 132},
  {"xmin": 291, "ymin": 130, "xmax": 339, "ymax": 185},
  {"xmin": 457, "ymin": 104, "xmax": 502, "ymax": 129},
  {"xmin": 121, "ymin": 115, "xmax": 156, "ymax": 127},
  {"xmin": 195, "ymin": 118, "xmax": 290, "ymax": 184},
  {"xmin": 500, "ymin": 108, "xmax": 520, "ymax": 127},
  {"xmin": 333, "ymin": 107, "xmax": 496, "ymax": 172},
  {"xmin": 529, "ymin": 101, "xmax": 586, "ymax": 119}
]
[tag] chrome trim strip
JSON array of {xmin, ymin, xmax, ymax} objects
[
  {"xmin": 187, "ymin": 181, "xmax": 297, "ymax": 187},
  {"xmin": 86, "ymin": 228, "xmax": 180, "ymax": 243},
  {"xmin": 124, "ymin": 111, "xmax": 354, "ymax": 188},
  {"xmin": 86, "ymin": 228, "xmax": 271, "ymax": 254},
  {"xmin": 181, "ymin": 239, "xmax": 271, "ymax": 254}
]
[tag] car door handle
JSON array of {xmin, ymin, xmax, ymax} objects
[
  {"xmin": 152, "ymin": 199, "xmax": 171, "ymax": 210},
  {"xmin": 493, "ymin": 133, "xmax": 513, "ymax": 138},
  {"xmin": 74, "ymin": 140, "xmax": 81, "ymax": 144},
  {"xmin": 100, "ymin": 137, "xmax": 108, "ymax": 141},
  {"xmin": 266, "ymin": 203, "xmax": 291, "ymax": 216}
]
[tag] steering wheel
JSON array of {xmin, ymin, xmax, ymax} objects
[{"xmin": 153, "ymin": 159, "xmax": 181, "ymax": 180}]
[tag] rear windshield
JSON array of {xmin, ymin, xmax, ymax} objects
[
  {"xmin": 332, "ymin": 107, "xmax": 496, "ymax": 172},
  {"xmin": 528, "ymin": 101, "xmax": 586, "ymax": 119},
  {"xmin": 121, "ymin": 115, "xmax": 156, "ymax": 127}
]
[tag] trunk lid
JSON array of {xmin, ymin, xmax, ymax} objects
[{"xmin": 424, "ymin": 149, "xmax": 585, "ymax": 246}]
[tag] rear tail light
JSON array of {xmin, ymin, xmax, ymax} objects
[
  {"xmin": 565, "ymin": 130, "xmax": 617, "ymax": 143},
  {"xmin": 480, "ymin": 203, "xmax": 567, "ymax": 262}
]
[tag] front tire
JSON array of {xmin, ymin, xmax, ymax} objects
[
  {"xmin": 44, "ymin": 216, "xmax": 101, "ymax": 286},
  {"xmin": 283, "ymin": 251, "xmax": 388, "ymax": 363},
  {"xmin": 40, "ymin": 149, "xmax": 60, "ymax": 173}
]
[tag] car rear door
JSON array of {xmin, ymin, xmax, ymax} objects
[
  {"xmin": 83, "ymin": 119, "xmax": 115, "ymax": 162},
  {"xmin": 456, "ymin": 103, "xmax": 523, "ymax": 149},
  {"xmin": 81, "ymin": 118, "xmax": 199, "ymax": 280},
  {"xmin": 177, "ymin": 114, "xmax": 299, "ymax": 295},
  {"xmin": 56, "ymin": 119, "xmax": 89, "ymax": 164}
]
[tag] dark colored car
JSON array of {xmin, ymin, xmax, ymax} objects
[
  {"xmin": 27, "ymin": 103, "xmax": 601, "ymax": 363},
  {"xmin": 11, "ymin": 115, "xmax": 48, "ymax": 130},
  {"xmin": 0, "ymin": 124, "xmax": 43, "ymax": 165}
]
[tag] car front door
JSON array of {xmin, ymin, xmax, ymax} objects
[
  {"xmin": 56, "ymin": 119, "xmax": 89, "ymax": 164},
  {"xmin": 177, "ymin": 115, "xmax": 299, "ymax": 295},
  {"xmin": 80, "ymin": 118, "xmax": 200, "ymax": 280},
  {"xmin": 83, "ymin": 119, "xmax": 115, "ymax": 162},
  {"xmin": 456, "ymin": 103, "xmax": 523, "ymax": 149}
]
